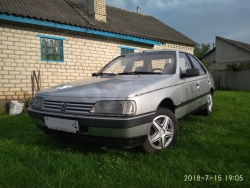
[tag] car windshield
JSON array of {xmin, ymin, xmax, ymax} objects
[{"xmin": 99, "ymin": 51, "xmax": 177, "ymax": 75}]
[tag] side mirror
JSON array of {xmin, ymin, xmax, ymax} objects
[{"xmin": 181, "ymin": 69, "xmax": 199, "ymax": 77}]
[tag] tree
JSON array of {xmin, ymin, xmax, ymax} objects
[{"xmin": 194, "ymin": 43, "xmax": 210, "ymax": 60}]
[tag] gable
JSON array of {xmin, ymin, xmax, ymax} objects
[{"xmin": 216, "ymin": 37, "xmax": 250, "ymax": 63}]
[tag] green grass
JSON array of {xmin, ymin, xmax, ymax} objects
[{"xmin": 0, "ymin": 91, "xmax": 249, "ymax": 188}]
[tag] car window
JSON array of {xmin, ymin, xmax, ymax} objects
[
  {"xmin": 101, "ymin": 51, "xmax": 177, "ymax": 74},
  {"xmin": 131, "ymin": 60, "xmax": 144, "ymax": 72},
  {"xmin": 188, "ymin": 54, "xmax": 206, "ymax": 75},
  {"xmin": 179, "ymin": 53, "xmax": 192, "ymax": 73}
]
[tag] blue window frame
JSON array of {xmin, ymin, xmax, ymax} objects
[
  {"xmin": 119, "ymin": 46, "xmax": 136, "ymax": 66},
  {"xmin": 36, "ymin": 34, "xmax": 66, "ymax": 62},
  {"xmin": 119, "ymin": 46, "xmax": 136, "ymax": 55}
]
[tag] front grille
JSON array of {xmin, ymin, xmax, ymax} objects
[{"xmin": 43, "ymin": 100, "xmax": 94, "ymax": 114}]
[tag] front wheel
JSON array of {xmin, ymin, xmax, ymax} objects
[{"xmin": 142, "ymin": 108, "xmax": 178, "ymax": 153}]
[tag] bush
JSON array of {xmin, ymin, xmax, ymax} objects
[{"xmin": 220, "ymin": 85, "xmax": 232, "ymax": 91}]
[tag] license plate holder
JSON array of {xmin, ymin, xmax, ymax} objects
[{"xmin": 44, "ymin": 116, "xmax": 79, "ymax": 133}]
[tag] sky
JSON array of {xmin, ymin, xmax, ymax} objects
[{"xmin": 106, "ymin": 0, "xmax": 250, "ymax": 46}]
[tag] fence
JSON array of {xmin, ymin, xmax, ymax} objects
[{"xmin": 211, "ymin": 70, "xmax": 250, "ymax": 91}]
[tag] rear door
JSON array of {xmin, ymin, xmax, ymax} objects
[
  {"xmin": 187, "ymin": 54, "xmax": 210, "ymax": 106},
  {"xmin": 177, "ymin": 52, "xmax": 200, "ymax": 118}
]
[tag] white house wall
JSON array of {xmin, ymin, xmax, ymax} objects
[
  {"xmin": 216, "ymin": 37, "xmax": 250, "ymax": 65},
  {"xmin": 0, "ymin": 21, "xmax": 194, "ymax": 100}
]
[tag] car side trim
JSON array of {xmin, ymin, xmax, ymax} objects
[{"xmin": 175, "ymin": 92, "xmax": 209, "ymax": 109}]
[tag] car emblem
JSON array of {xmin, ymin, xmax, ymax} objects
[{"xmin": 60, "ymin": 103, "xmax": 67, "ymax": 111}]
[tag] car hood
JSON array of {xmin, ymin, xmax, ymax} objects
[{"xmin": 38, "ymin": 76, "xmax": 166, "ymax": 98}]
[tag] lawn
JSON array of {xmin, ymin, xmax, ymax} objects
[{"xmin": 0, "ymin": 91, "xmax": 249, "ymax": 188}]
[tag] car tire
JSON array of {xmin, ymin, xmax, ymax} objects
[
  {"xmin": 142, "ymin": 108, "xmax": 178, "ymax": 153},
  {"xmin": 202, "ymin": 92, "xmax": 213, "ymax": 115}
]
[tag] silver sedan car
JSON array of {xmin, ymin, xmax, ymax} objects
[{"xmin": 28, "ymin": 50, "xmax": 215, "ymax": 152}]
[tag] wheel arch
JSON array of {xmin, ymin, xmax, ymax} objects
[
  {"xmin": 157, "ymin": 98, "xmax": 175, "ymax": 114},
  {"xmin": 210, "ymin": 87, "xmax": 214, "ymax": 96}
]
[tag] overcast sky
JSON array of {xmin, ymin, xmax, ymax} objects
[{"xmin": 106, "ymin": 0, "xmax": 250, "ymax": 46}]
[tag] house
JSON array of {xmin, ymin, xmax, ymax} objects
[
  {"xmin": 203, "ymin": 36, "xmax": 250, "ymax": 70},
  {"xmin": 0, "ymin": 0, "xmax": 197, "ymax": 109}
]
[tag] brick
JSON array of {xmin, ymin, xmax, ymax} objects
[
  {"xmin": 16, "ymin": 75, "xmax": 27, "ymax": 79},
  {"xmin": 14, "ymin": 33, "xmax": 26, "ymax": 38},
  {"xmin": 10, "ymin": 88, "xmax": 22, "ymax": 92},
  {"xmin": 9, "ymin": 71, "xmax": 21, "ymax": 75},
  {"xmin": 3, "ymin": 50, "xmax": 14, "ymax": 54},
  {"xmin": 12, "ymin": 96, "xmax": 19, "ymax": 99},
  {"xmin": 57, "ymin": 69, "xmax": 66, "ymax": 73},
  {"xmin": 39, "ymin": 68, "xmax": 48, "ymax": 72},
  {"xmin": 8, "ymin": 55, "xmax": 20, "ymax": 59},
  {"xmin": 30, "ymin": 39, "xmax": 40, "ymax": 44},
  {"xmin": 20, "ymin": 55, "xmax": 31, "ymax": 59},
  {"xmin": 10, "ymin": 80, "xmax": 21, "ymax": 83},
  {"xmin": 0, "ymin": 44, "xmax": 7, "ymax": 49},
  {"xmin": 0, "ymin": 96, "xmax": 7, "ymax": 99},
  {"xmin": 16, "ymin": 83, "xmax": 27, "ymax": 87},
  {"xmin": 43, "ymin": 79, "xmax": 53, "ymax": 83},
  {"xmin": 67, "ymin": 76, "xmax": 76, "ymax": 80},
  {"xmin": 16, "ymin": 91, "xmax": 25, "ymax": 95},
  {"xmin": 2, "ymin": 32, "xmax": 13, "ymax": 37},
  {"xmin": 3, "ymin": 75, "xmax": 15, "ymax": 79},
  {"xmin": 15, "ymin": 51, "xmax": 26, "ymax": 55},
  {"xmin": 26, "ymin": 59, "xmax": 36, "ymax": 63},
  {"xmin": 5, "ymin": 91, "xmax": 16, "ymax": 95},
  {"xmin": 8, "ymin": 46, "xmax": 20, "ymax": 50},
  {"xmin": 21, "ymin": 47, "xmax": 31, "ymax": 51},
  {"xmin": 8, "ymin": 37, "xmax": 19, "ymax": 42},
  {"xmin": 42, "ymin": 72, "xmax": 52, "ymax": 76},
  {"xmin": 0, "ymin": 87, "xmax": 9, "ymax": 92},
  {"xmin": 3, "ymin": 67, "xmax": 14, "ymax": 70},
  {"xmin": 15, "ymin": 42, "xmax": 26, "ymax": 47},
  {"xmin": 26, "ymin": 44, "xmax": 37, "ymax": 48},
  {"xmin": 20, "ymin": 72, "xmax": 31, "ymax": 76},
  {"xmin": 14, "ymin": 59, "xmax": 26, "ymax": 63},
  {"xmin": 3, "ymin": 84, "xmax": 15, "ymax": 87},
  {"xmin": 0, "ymin": 70, "xmax": 8, "ymax": 75},
  {"xmin": 0, "ymin": 79, "xmax": 9, "ymax": 84},
  {"xmin": 0, "ymin": 36, "xmax": 8, "ymax": 40},
  {"xmin": 31, "ymin": 56, "xmax": 40, "ymax": 60},
  {"xmin": 49, "ymin": 76, "xmax": 58, "ymax": 79},
  {"xmin": 26, "ymin": 52, "xmax": 36, "ymax": 56},
  {"xmin": 15, "ymin": 67, "xmax": 26, "ymax": 71},
  {"xmin": 0, "ymin": 54, "xmax": 8, "ymax": 58},
  {"xmin": 20, "ymin": 39, "xmax": 30, "ymax": 43},
  {"xmin": 24, "ymin": 33, "xmax": 36, "ymax": 39}
]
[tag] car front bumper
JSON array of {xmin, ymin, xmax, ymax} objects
[{"xmin": 27, "ymin": 108, "xmax": 155, "ymax": 148}]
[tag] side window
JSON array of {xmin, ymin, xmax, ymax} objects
[
  {"xmin": 179, "ymin": 53, "xmax": 192, "ymax": 73},
  {"xmin": 37, "ymin": 35, "xmax": 65, "ymax": 62},
  {"xmin": 188, "ymin": 55, "xmax": 206, "ymax": 75}
]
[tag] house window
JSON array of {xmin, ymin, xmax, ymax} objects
[
  {"xmin": 119, "ymin": 46, "xmax": 136, "ymax": 55},
  {"xmin": 36, "ymin": 34, "xmax": 66, "ymax": 62},
  {"xmin": 119, "ymin": 46, "xmax": 136, "ymax": 66}
]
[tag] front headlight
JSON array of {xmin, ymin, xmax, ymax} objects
[
  {"xmin": 90, "ymin": 101, "xmax": 136, "ymax": 115},
  {"xmin": 32, "ymin": 96, "xmax": 43, "ymax": 108}
]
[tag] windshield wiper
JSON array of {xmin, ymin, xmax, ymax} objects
[
  {"xmin": 92, "ymin": 73, "xmax": 116, "ymax": 76},
  {"xmin": 133, "ymin": 71, "xmax": 162, "ymax": 74},
  {"xmin": 118, "ymin": 72, "xmax": 162, "ymax": 75}
]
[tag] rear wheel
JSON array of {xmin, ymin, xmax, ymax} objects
[
  {"xmin": 142, "ymin": 108, "xmax": 178, "ymax": 153},
  {"xmin": 202, "ymin": 92, "xmax": 213, "ymax": 115}
]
